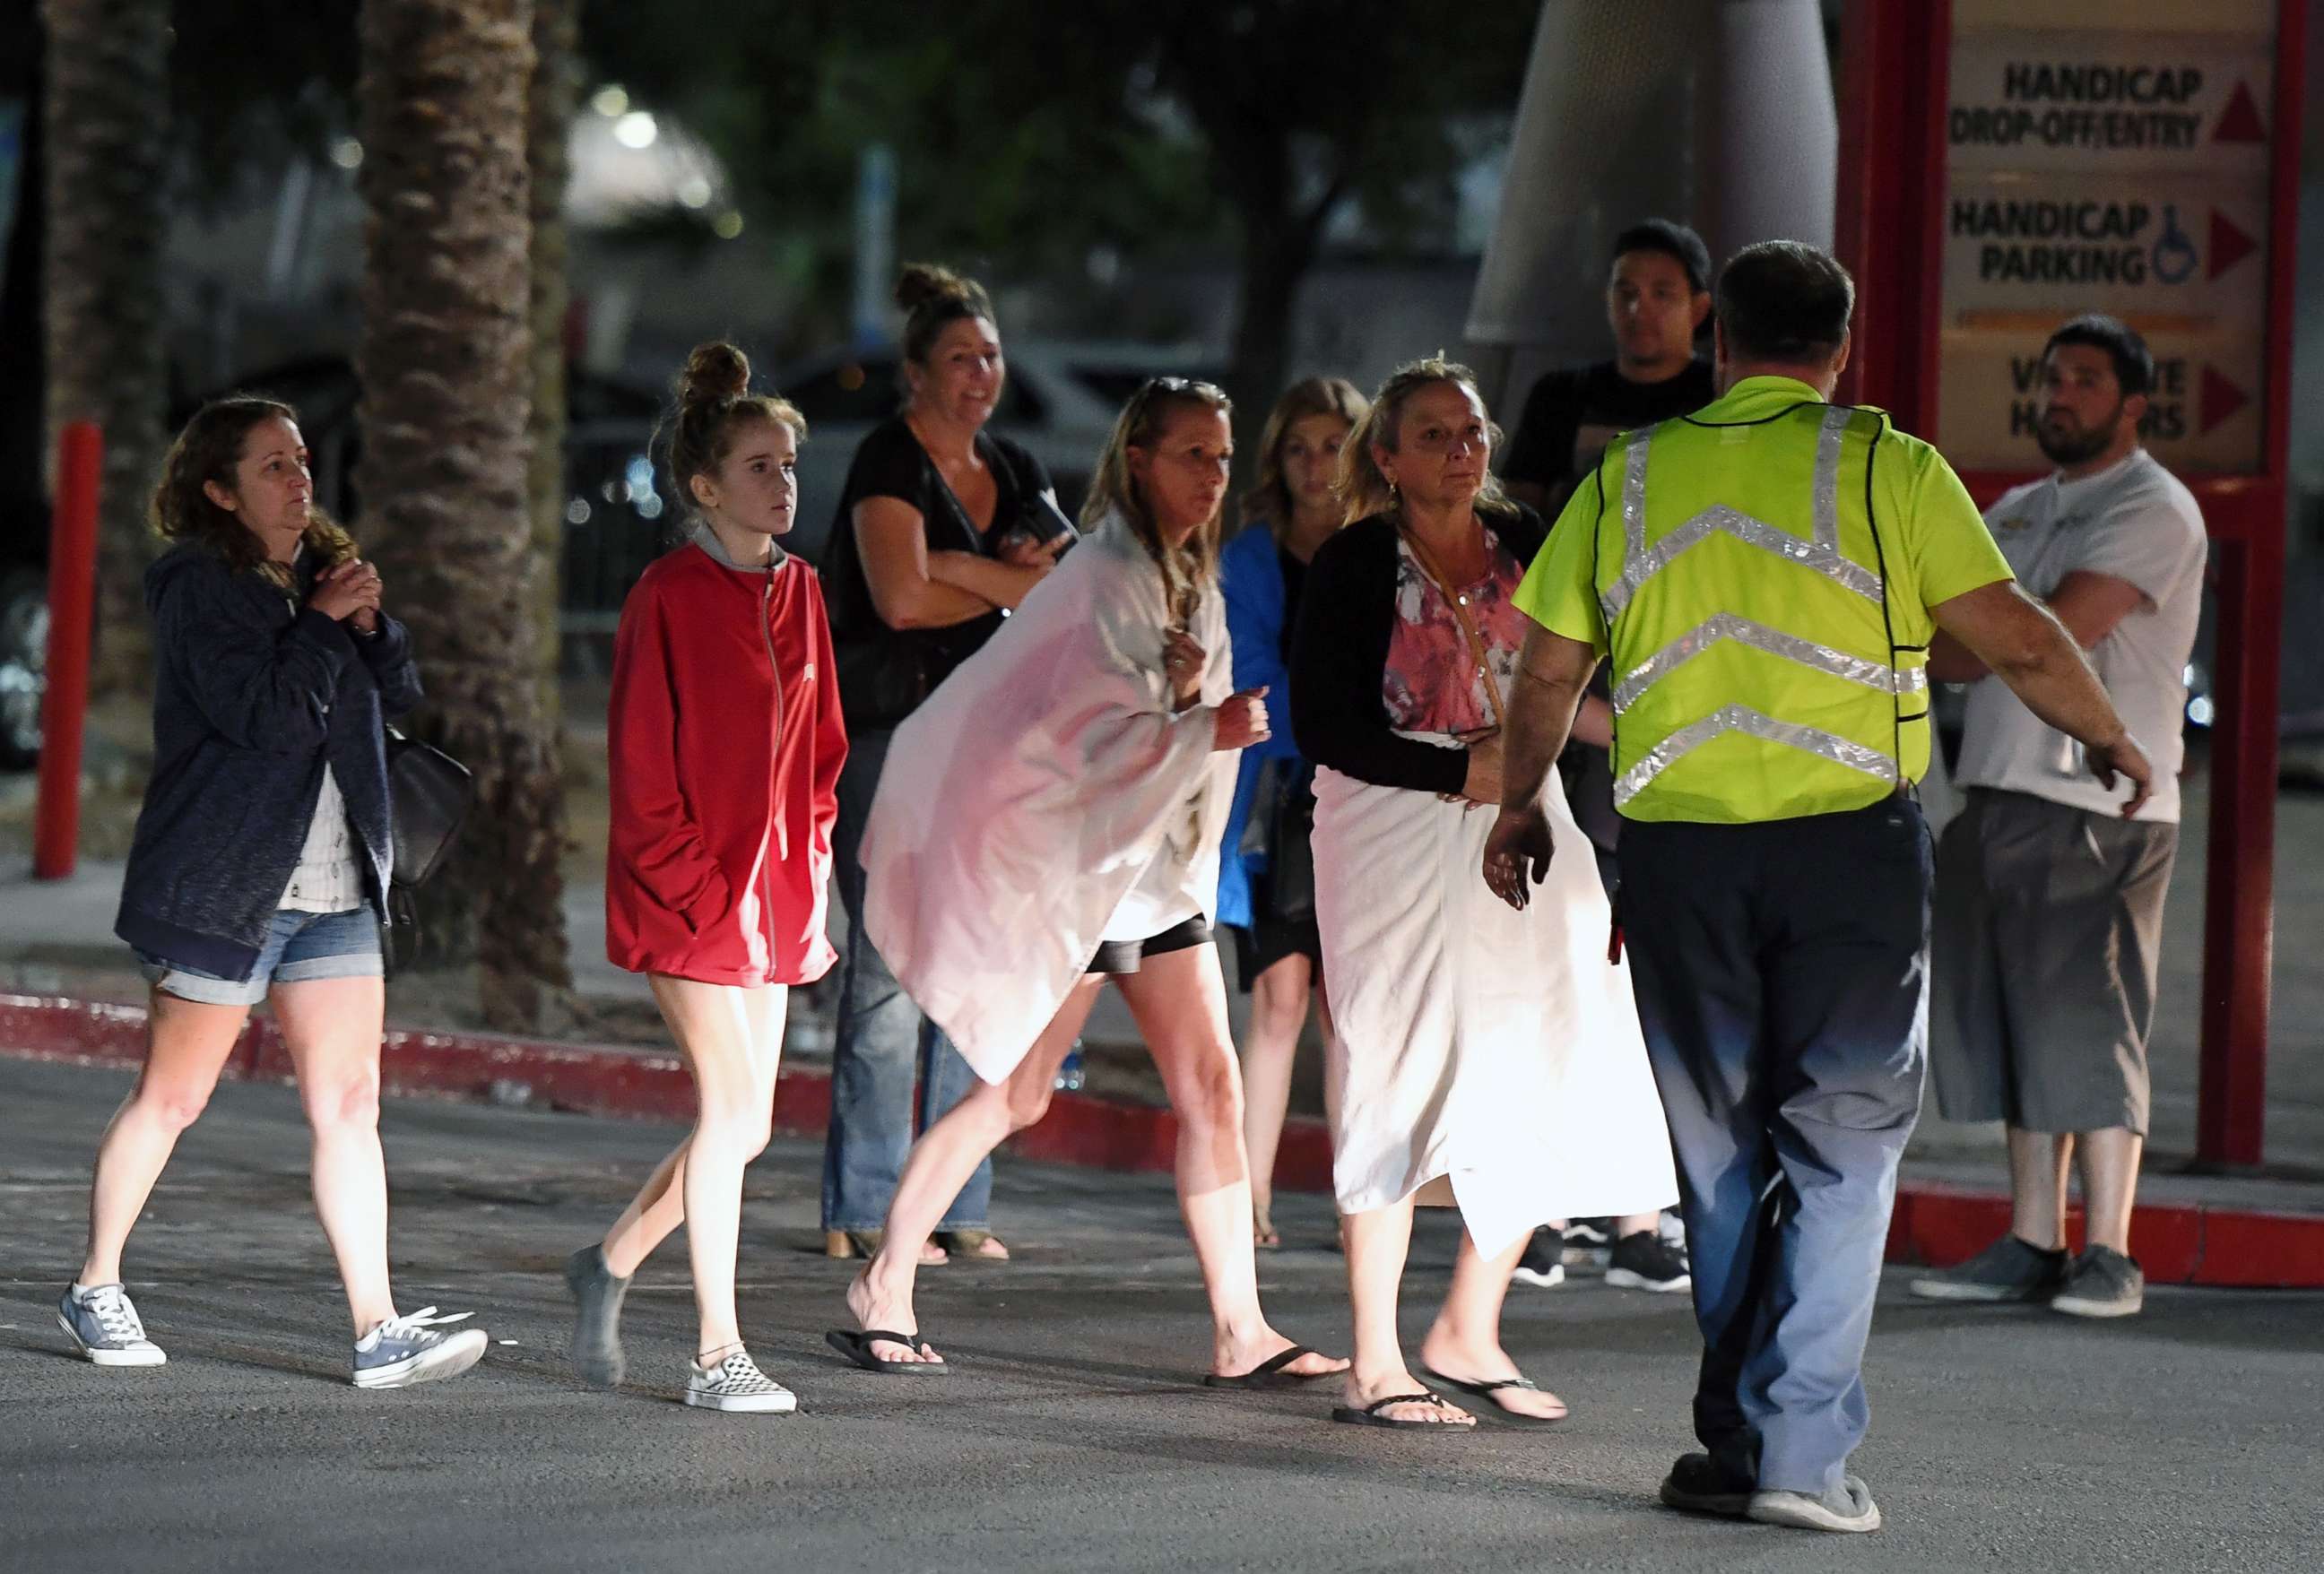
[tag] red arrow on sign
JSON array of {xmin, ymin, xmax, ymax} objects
[
  {"xmin": 2199, "ymin": 366, "xmax": 2250, "ymax": 435},
  {"xmin": 2215, "ymin": 81, "xmax": 2268, "ymax": 143},
  {"xmin": 2209, "ymin": 210, "xmax": 2258, "ymax": 279}
]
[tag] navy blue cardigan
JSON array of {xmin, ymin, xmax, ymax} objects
[{"xmin": 115, "ymin": 543, "xmax": 421, "ymax": 980}]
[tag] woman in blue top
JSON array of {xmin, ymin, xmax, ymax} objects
[{"xmin": 1217, "ymin": 376, "xmax": 1366, "ymax": 1248}]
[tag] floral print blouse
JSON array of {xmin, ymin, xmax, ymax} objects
[{"xmin": 1381, "ymin": 526, "xmax": 1528, "ymax": 736}]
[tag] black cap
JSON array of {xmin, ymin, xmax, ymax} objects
[{"xmin": 1612, "ymin": 220, "xmax": 1713, "ymax": 294}]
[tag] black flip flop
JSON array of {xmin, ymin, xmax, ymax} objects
[
  {"xmin": 1420, "ymin": 1366, "xmax": 1567, "ymax": 1428},
  {"xmin": 1203, "ymin": 1344, "xmax": 1332, "ymax": 1390},
  {"xmin": 1331, "ymin": 1391, "xmax": 1476, "ymax": 1431},
  {"xmin": 823, "ymin": 1328, "xmax": 949, "ymax": 1375}
]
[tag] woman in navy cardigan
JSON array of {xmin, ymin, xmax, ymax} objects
[
  {"xmin": 1216, "ymin": 376, "xmax": 1366, "ymax": 1248},
  {"xmin": 62, "ymin": 397, "xmax": 487, "ymax": 1390}
]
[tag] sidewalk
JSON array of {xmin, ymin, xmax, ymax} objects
[{"xmin": 5, "ymin": 780, "xmax": 2322, "ymax": 1284}]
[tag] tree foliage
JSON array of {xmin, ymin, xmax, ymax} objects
[
  {"xmin": 577, "ymin": 0, "xmax": 1532, "ymax": 412},
  {"xmin": 168, "ymin": 0, "xmax": 361, "ymax": 207}
]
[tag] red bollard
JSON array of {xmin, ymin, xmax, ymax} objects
[{"xmin": 33, "ymin": 422, "xmax": 103, "ymax": 882}]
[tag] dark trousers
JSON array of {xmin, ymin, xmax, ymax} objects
[
  {"xmin": 820, "ymin": 726, "xmax": 992, "ymax": 1232},
  {"xmin": 1618, "ymin": 796, "xmax": 1931, "ymax": 1495}
]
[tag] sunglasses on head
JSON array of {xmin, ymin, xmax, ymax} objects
[{"xmin": 1132, "ymin": 375, "xmax": 1228, "ymax": 407}]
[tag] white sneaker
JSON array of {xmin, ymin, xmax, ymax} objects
[
  {"xmin": 58, "ymin": 1284, "xmax": 166, "ymax": 1366},
  {"xmin": 686, "ymin": 1349, "xmax": 797, "ymax": 1414},
  {"xmin": 353, "ymin": 1306, "xmax": 489, "ymax": 1389}
]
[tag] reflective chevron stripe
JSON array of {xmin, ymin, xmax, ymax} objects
[
  {"xmin": 1610, "ymin": 612, "xmax": 1928, "ymax": 712},
  {"xmin": 1614, "ymin": 705, "xmax": 1900, "ymax": 808},
  {"xmin": 1605, "ymin": 406, "xmax": 1908, "ymax": 808}
]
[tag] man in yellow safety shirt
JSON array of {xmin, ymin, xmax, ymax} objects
[{"xmin": 1485, "ymin": 241, "xmax": 2153, "ymax": 1535}]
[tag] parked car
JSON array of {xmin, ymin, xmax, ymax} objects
[
  {"xmin": 772, "ymin": 338, "xmax": 1223, "ymax": 562},
  {"xmin": 0, "ymin": 497, "xmax": 45, "ymax": 770}
]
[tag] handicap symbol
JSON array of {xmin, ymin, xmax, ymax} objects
[{"xmin": 2152, "ymin": 205, "xmax": 2198, "ymax": 286}]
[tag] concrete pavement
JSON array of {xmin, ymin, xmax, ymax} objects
[{"xmin": 3, "ymin": 1056, "xmax": 2320, "ymax": 1573}]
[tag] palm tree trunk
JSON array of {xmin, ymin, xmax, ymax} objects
[
  {"xmin": 39, "ymin": 0, "xmax": 170, "ymax": 702},
  {"xmin": 528, "ymin": 0, "xmax": 574, "ymax": 725},
  {"xmin": 358, "ymin": 0, "xmax": 571, "ymax": 1032}
]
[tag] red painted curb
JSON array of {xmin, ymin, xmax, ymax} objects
[
  {"xmin": 0, "ymin": 990, "xmax": 1326, "ymax": 1185},
  {"xmin": 1882, "ymin": 1181, "xmax": 2324, "ymax": 1290},
  {"xmin": 6, "ymin": 992, "xmax": 2318, "ymax": 1288}
]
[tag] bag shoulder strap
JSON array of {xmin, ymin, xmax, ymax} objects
[{"xmin": 1396, "ymin": 522, "xmax": 1507, "ymax": 733}]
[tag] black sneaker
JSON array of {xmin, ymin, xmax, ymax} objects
[
  {"xmin": 1511, "ymin": 1228, "xmax": 1565, "ymax": 1288},
  {"xmin": 1605, "ymin": 1229, "xmax": 1691, "ymax": 1293},
  {"xmin": 2051, "ymin": 1244, "xmax": 2144, "ymax": 1319},
  {"xmin": 1907, "ymin": 1234, "xmax": 2069, "ymax": 1303},
  {"xmin": 1659, "ymin": 1451, "xmax": 1753, "ymax": 1518}
]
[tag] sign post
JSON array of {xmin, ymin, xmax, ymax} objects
[
  {"xmin": 1839, "ymin": 0, "xmax": 2302, "ymax": 1166},
  {"xmin": 34, "ymin": 423, "xmax": 102, "ymax": 883}
]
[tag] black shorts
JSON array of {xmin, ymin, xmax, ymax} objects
[
  {"xmin": 1085, "ymin": 916, "xmax": 1213, "ymax": 975},
  {"xmin": 1227, "ymin": 914, "xmax": 1322, "ymax": 991}
]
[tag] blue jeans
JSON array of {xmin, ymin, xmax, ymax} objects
[
  {"xmin": 1618, "ymin": 797, "xmax": 1930, "ymax": 1497},
  {"xmin": 820, "ymin": 727, "xmax": 992, "ymax": 1233}
]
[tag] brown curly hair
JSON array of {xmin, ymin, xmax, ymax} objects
[{"xmin": 152, "ymin": 396, "xmax": 357, "ymax": 588}]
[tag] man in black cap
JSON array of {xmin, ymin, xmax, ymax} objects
[
  {"xmin": 1496, "ymin": 218, "xmax": 1715, "ymax": 1301},
  {"xmin": 1501, "ymin": 218, "xmax": 1717, "ymax": 518}
]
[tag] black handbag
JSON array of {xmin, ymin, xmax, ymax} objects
[
  {"xmin": 1253, "ymin": 760, "xmax": 1318, "ymax": 924},
  {"xmin": 386, "ymin": 727, "xmax": 473, "ymax": 888},
  {"xmin": 834, "ymin": 637, "xmax": 931, "ymax": 731},
  {"xmin": 380, "ymin": 727, "xmax": 473, "ymax": 969}
]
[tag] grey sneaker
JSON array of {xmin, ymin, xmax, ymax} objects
[
  {"xmin": 2051, "ymin": 1244, "xmax": 2145, "ymax": 1319},
  {"xmin": 685, "ymin": 1349, "xmax": 797, "ymax": 1414},
  {"xmin": 1748, "ymin": 1475, "xmax": 1882, "ymax": 1534},
  {"xmin": 352, "ymin": 1306, "xmax": 489, "ymax": 1389},
  {"xmin": 565, "ymin": 1244, "xmax": 630, "ymax": 1388},
  {"xmin": 1658, "ymin": 1452, "xmax": 1752, "ymax": 1518},
  {"xmin": 1907, "ymin": 1234, "xmax": 2068, "ymax": 1302},
  {"xmin": 57, "ymin": 1284, "xmax": 166, "ymax": 1367}
]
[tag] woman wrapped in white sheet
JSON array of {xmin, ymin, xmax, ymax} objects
[
  {"xmin": 827, "ymin": 377, "xmax": 1348, "ymax": 1390},
  {"xmin": 1290, "ymin": 359, "xmax": 1677, "ymax": 1430}
]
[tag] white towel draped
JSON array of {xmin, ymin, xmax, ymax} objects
[
  {"xmin": 1314, "ymin": 739, "xmax": 1678, "ymax": 1256},
  {"xmin": 861, "ymin": 515, "xmax": 1236, "ymax": 1085}
]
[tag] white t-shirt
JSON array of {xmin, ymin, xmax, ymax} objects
[{"xmin": 1954, "ymin": 449, "xmax": 2206, "ymax": 823}]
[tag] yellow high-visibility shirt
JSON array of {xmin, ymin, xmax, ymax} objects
[{"xmin": 1513, "ymin": 376, "xmax": 2013, "ymax": 825}]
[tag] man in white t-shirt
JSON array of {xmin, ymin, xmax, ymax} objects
[{"xmin": 1912, "ymin": 315, "xmax": 2205, "ymax": 1319}]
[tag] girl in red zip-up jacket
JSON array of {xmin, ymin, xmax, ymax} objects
[{"xmin": 564, "ymin": 342, "xmax": 845, "ymax": 1415}]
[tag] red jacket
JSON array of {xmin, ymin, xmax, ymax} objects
[{"xmin": 606, "ymin": 536, "xmax": 846, "ymax": 986}]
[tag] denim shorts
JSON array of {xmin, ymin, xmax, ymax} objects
[{"xmin": 136, "ymin": 905, "xmax": 383, "ymax": 1007}]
